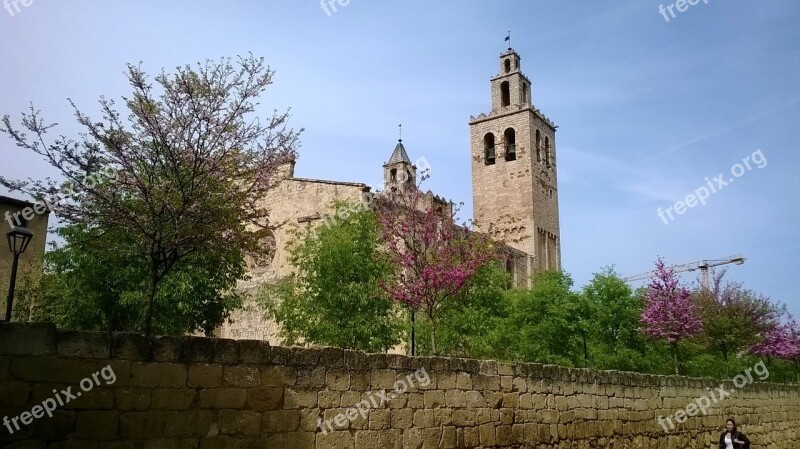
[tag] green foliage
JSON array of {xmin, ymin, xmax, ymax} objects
[
  {"xmin": 504, "ymin": 270, "xmax": 585, "ymax": 366},
  {"xmin": 22, "ymin": 223, "xmax": 243, "ymax": 336},
  {"xmin": 412, "ymin": 262, "xmax": 512, "ymax": 358},
  {"xmin": 260, "ymin": 201, "xmax": 402, "ymax": 352},
  {"xmin": 584, "ymin": 268, "xmax": 641, "ymax": 350},
  {"xmin": 694, "ymin": 278, "xmax": 783, "ymax": 372},
  {"xmin": 580, "ymin": 268, "xmax": 666, "ymax": 372},
  {"xmin": 1, "ymin": 55, "xmax": 300, "ymax": 335}
]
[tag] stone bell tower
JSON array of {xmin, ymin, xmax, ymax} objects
[
  {"xmin": 384, "ymin": 138, "xmax": 416, "ymax": 193},
  {"xmin": 469, "ymin": 48, "xmax": 561, "ymax": 274}
]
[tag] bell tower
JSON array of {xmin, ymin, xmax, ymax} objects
[
  {"xmin": 469, "ymin": 48, "xmax": 561, "ymax": 276},
  {"xmin": 384, "ymin": 138, "xmax": 416, "ymax": 193}
]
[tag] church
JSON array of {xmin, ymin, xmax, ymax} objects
[{"xmin": 216, "ymin": 48, "xmax": 562, "ymax": 342}]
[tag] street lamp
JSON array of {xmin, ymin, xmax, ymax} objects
[{"xmin": 4, "ymin": 226, "xmax": 33, "ymax": 322}]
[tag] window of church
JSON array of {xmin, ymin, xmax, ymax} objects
[
  {"xmin": 535, "ymin": 130, "xmax": 541, "ymax": 163},
  {"xmin": 484, "ymin": 133, "xmax": 496, "ymax": 165},
  {"xmin": 504, "ymin": 128, "xmax": 516, "ymax": 162},
  {"xmin": 545, "ymin": 137, "xmax": 551, "ymax": 168}
]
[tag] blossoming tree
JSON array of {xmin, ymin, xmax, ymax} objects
[
  {"xmin": 640, "ymin": 258, "xmax": 703, "ymax": 374},
  {"xmin": 751, "ymin": 317, "xmax": 800, "ymax": 382},
  {"xmin": 374, "ymin": 176, "xmax": 496, "ymax": 355}
]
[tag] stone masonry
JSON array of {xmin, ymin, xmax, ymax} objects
[
  {"xmin": 469, "ymin": 49, "xmax": 561, "ymax": 279},
  {"xmin": 2, "ymin": 322, "xmax": 799, "ymax": 448},
  {"xmin": 215, "ymin": 160, "xmax": 369, "ymax": 341},
  {"xmin": 0, "ymin": 196, "xmax": 50, "ymax": 320},
  {"xmin": 218, "ymin": 48, "xmax": 562, "ymax": 340}
]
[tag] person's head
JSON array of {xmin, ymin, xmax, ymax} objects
[{"xmin": 726, "ymin": 418, "xmax": 736, "ymax": 432}]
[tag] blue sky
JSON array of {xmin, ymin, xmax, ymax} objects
[{"xmin": 1, "ymin": 1, "xmax": 798, "ymax": 315}]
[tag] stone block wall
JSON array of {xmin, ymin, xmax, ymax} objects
[{"xmin": 1, "ymin": 322, "xmax": 799, "ymax": 448}]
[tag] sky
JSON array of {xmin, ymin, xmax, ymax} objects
[{"xmin": 1, "ymin": 1, "xmax": 798, "ymax": 315}]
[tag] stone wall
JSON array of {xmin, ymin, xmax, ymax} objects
[
  {"xmin": 1, "ymin": 322, "xmax": 798, "ymax": 448},
  {"xmin": 215, "ymin": 168, "xmax": 369, "ymax": 342}
]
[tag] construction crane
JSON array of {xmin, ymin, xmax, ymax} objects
[{"xmin": 623, "ymin": 255, "xmax": 746, "ymax": 290}]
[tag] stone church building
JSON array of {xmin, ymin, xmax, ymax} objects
[{"xmin": 215, "ymin": 48, "xmax": 561, "ymax": 342}]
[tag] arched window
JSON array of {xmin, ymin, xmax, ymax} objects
[
  {"xmin": 522, "ymin": 83, "xmax": 529, "ymax": 104},
  {"xmin": 504, "ymin": 59, "xmax": 511, "ymax": 73},
  {"xmin": 390, "ymin": 168, "xmax": 397, "ymax": 181},
  {"xmin": 504, "ymin": 128, "xmax": 516, "ymax": 162},
  {"xmin": 484, "ymin": 133, "xmax": 496, "ymax": 165},
  {"xmin": 544, "ymin": 137, "xmax": 551, "ymax": 168},
  {"xmin": 500, "ymin": 81, "xmax": 510, "ymax": 107},
  {"xmin": 535, "ymin": 130, "xmax": 541, "ymax": 163}
]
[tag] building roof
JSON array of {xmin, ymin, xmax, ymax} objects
[
  {"xmin": 386, "ymin": 139, "xmax": 412, "ymax": 165},
  {"xmin": 291, "ymin": 177, "xmax": 371, "ymax": 190},
  {"xmin": 0, "ymin": 195, "xmax": 37, "ymax": 208}
]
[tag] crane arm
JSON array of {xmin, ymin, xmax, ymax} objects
[{"xmin": 623, "ymin": 254, "xmax": 745, "ymax": 284}]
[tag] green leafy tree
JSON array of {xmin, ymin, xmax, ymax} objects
[
  {"xmin": 260, "ymin": 201, "xmax": 401, "ymax": 352},
  {"xmin": 18, "ymin": 223, "xmax": 243, "ymax": 336},
  {"xmin": 581, "ymin": 267, "xmax": 657, "ymax": 371},
  {"xmin": 695, "ymin": 271, "xmax": 784, "ymax": 375},
  {"xmin": 1, "ymin": 55, "xmax": 299, "ymax": 335},
  {"xmin": 507, "ymin": 270, "xmax": 585, "ymax": 366}
]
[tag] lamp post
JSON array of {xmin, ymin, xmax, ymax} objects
[{"xmin": 4, "ymin": 226, "xmax": 33, "ymax": 322}]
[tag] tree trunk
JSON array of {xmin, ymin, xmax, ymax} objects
[
  {"xmin": 410, "ymin": 310, "xmax": 416, "ymax": 356},
  {"xmin": 143, "ymin": 263, "xmax": 159, "ymax": 337},
  {"xmin": 430, "ymin": 320, "xmax": 437, "ymax": 356},
  {"xmin": 722, "ymin": 346, "xmax": 729, "ymax": 377},
  {"xmin": 671, "ymin": 342, "xmax": 679, "ymax": 375}
]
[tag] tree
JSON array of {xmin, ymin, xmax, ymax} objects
[
  {"xmin": 374, "ymin": 182, "xmax": 496, "ymax": 355},
  {"xmin": 581, "ymin": 267, "xmax": 654, "ymax": 371},
  {"xmin": 508, "ymin": 270, "xmax": 586, "ymax": 366},
  {"xmin": 751, "ymin": 317, "xmax": 800, "ymax": 382},
  {"xmin": 695, "ymin": 270, "xmax": 783, "ymax": 375},
  {"xmin": 26, "ymin": 223, "xmax": 243, "ymax": 336},
  {"xmin": 1, "ymin": 55, "xmax": 300, "ymax": 335},
  {"xmin": 260, "ymin": 200, "xmax": 401, "ymax": 352},
  {"xmin": 413, "ymin": 262, "xmax": 512, "ymax": 360},
  {"xmin": 640, "ymin": 259, "xmax": 703, "ymax": 374}
]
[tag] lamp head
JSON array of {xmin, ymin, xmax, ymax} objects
[{"xmin": 7, "ymin": 226, "xmax": 33, "ymax": 256}]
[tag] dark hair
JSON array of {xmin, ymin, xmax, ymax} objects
[{"xmin": 726, "ymin": 418, "xmax": 737, "ymax": 430}]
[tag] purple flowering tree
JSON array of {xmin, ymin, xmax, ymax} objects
[
  {"xmin": 374, "ymin": 179, "xmax": 496, "ymax": 356},
  {"xmin": 751, "ymin": 318, "xmax": 800, "ymax": 382},
  {"xmin": 641, "ymin": 258, "xmax": 703, "ymax": 374}
]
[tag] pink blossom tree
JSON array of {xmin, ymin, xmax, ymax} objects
[
  {"xmin": 751, "ymin": 317, "xmax": 800, "ymax": 382},
  {"xmin": 374, "ymin": 177, "xmax": 497, "ymax": 355},
  {"xmin": 640, "ymin": 258, "xmax": 703, "ymax": 374}
]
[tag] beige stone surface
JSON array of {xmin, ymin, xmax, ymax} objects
[
  {"xmin": 469, "ymin": 49, "xmax": 561, "ymax": 279},
  {"xmin": 217, "ymin": 49, "xmax": 561, "ymax": 342},
  {"xmin": 3, "ymin": 322, "xmax": 800, "ymax": 448},
  {"xmin": 0, "ymin": 196, "xmax": 49, "ymax": 320}
]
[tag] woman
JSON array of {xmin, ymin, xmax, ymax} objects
[{"xmin": 719, "ymin": 418, "xmax": 750, "ymax": 449}]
